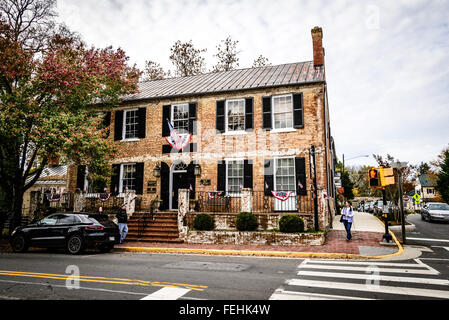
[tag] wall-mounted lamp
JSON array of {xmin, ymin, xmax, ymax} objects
[
  {"xmin": 153, "ymin": 164, "xmax": 161, "ymax": 177},
  {"xmin": 194, "ymin": 163, "xmax": 202, "ymax": 176}
]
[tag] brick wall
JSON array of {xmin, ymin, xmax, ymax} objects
[{"xmin": 68, "ymin": 82, "xmax": 335, "ymax": 230}]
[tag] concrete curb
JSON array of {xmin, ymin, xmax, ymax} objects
[{"xmin": 115, "ymin": 246, "xmax": 366, "ymax": 259}]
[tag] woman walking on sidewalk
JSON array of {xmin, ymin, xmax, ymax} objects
[{"xmin": 342, "ymin": 201, "xmax": 354, "ymax": 240}]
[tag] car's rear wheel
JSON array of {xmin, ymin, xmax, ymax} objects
[
  {"xmin": 67, "ymin": 234, "xmax": 85, "ymax": 255},
  {"xmin": 11, "ymin": 234, "xmax": 28, "ymax": 253}
]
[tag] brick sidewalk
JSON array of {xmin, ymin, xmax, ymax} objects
[{"xmin": 117, "ymin": 230, "xmax": 390, "ymax": 255}]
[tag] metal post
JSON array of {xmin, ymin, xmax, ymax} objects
[
  {"xmin": 382, "ymin": 188, "xmax": 392, "ymax": 243},
  {"xmin": 397, "ymin": 169, "xmax": 406, "ymax": 244}
]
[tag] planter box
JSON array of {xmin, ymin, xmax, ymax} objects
[{"xmin": 183, "ymin": 230, "xmax": 325, "ymax": 246}]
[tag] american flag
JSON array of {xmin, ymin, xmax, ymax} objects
[{"xmin": 167, "ymin": 119, "xmax": 182, "ymax": 147}]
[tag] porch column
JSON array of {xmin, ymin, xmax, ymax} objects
[
  {"xmin": 124, "ymin": 190, "xmax": 136, "ymax": 216},
  {"xmin": 73, "ymin": 192, "xmax": 86, "ymax": 212},
  {"xmin": 178, "ymin": 189, "xmax": 189, "ymax": 238},
  {"xmin": 241, "ymin": 188, "xmax": 253, "ymax": 213}
]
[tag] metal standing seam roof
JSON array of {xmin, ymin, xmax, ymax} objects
[{"xmin": 123, "ymin": 61, "xmax": 325, "ymax": 102}]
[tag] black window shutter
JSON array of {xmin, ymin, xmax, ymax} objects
[
  {"xmin": 264, "ymin": 159, "xmax": 274, "ymax": 196},
  {"xmin": 217, "ymin": 161, "xmax": 226, "ymax": 192},
  {"xmin": 138, "ymin": 108, "xmax": 146, "ymax": 138},
  {"xmin": 216, "ymin": 100, "xmax": 225, "ymax": 133},
  {"xmin": 76, "ymin": 165, "xmax": 86, "ymax": 190},
  {"xmin": 135, "ymin": 163, "xmax": 144, "ymax": 195},
  {"xmin": 295, "ymin": 157, "xmax": 307, "ymax": 195},
  {"xmin": 102, "ymin": 112, "xmax": 111, "ymax": 138},
  {"xmin": 243, "ymin": 160, "xmax": 253, "ymax": 188},
  {"xmin": 262, "ymin": 97, "xmax": 272, "ymax": 130},
  {"xmin": 293, "ymin": 93, "xmax": 304, "ymax": 129},
  {"xmin": 245, "ymin": 98, "xmax": 253, "ymax": 132},
  {"xmin": 160, "ymin": 162, "xmax": 170, "ymax": 210},
  {"xmin": 114, "ymin": 110, "xmax": 123, "ymax": 141},
  {"xmin": 188, "ymin": 102, "xmax": 197, "ymax": 135},
  {"xmin": 110, "ymin": 164, "xmax": 120, "ymax": 195},
  {"xmin": 162, "ymin": 105, "xmax": 171, "ymax": 137}
]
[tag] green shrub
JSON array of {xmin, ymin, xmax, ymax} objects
[
  {"xmin": 193, "ymin": 213, "xmax": 214, "ymax": 231},
  {"xmin": 235, "ymin": 212, "xmax": 258, "ymax": 231},
  {"xmin": 279, "ymin": 214, "xmax": 304, "ymax": 233}
]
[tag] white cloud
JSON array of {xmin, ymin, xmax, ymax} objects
[{"xmin": 56, "ymin": 0, "xmax": 449, "ymax": 167}]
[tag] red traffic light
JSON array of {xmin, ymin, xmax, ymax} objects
[{"xmin": 369, "ymin": 168, "xmax": 380, "ymax": 187}]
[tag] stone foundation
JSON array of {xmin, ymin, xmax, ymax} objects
[{"xmin": 183, "ymin": 230, "xmax": 325, "ymax": 246}]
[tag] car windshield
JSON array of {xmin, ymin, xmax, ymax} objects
[{"xmin": 429, "ymin": 203, "xmax": 449, "ymax": 210}]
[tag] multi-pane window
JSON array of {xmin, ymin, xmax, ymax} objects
[
  {"xmin": 121, "ymin": 163, "xmax": 136, "ymax": 193},
  {"xmin": 273, "ymin": 95, "xmax": 293, "ymax": 129},
  {"xmin": 227, "ymin": 160, "xmax": 244, "ymax": 193},
  {"xmin": 275, "ymin": 158, "xmax": 295, "ymax": 191},
  {"xmin": 226, "ymin": 99, "xmax": 245, "ymax": 132},
  {"xmin": 172, "ymin": 103, "xmax": 189, "ymax": 134},
  {"xmin": 123, "ymin": 109, "xmax": 139, "ymax": 139}
]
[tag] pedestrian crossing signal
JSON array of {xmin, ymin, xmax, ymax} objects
[{"xmin": 369, "ymin": 168, "xmax": 380, "ymax": 187}]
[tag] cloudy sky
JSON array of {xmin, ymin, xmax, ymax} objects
[{"xmin": 56, "ymin": 0, "xmax": 449, "ymax": 168}]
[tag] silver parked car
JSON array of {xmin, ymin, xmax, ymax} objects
[{"xmin": 421, "ymin": 202, "xmax": 449, "ymax": 223}]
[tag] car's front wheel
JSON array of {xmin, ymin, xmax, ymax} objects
[
  {"xmin": 11, "ymin": 234, "xmax": 28, "ymax": 253},
  {"xmin": 67, "ymin": 234, "xmax": 85, "ymax": 255}
]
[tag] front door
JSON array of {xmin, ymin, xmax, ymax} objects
[
  {"xmin": 170, "ymin": 161, "xmax": 189, "ymax": 210},
  {"xmin": 172, "ymin": 172, "xmax": 189, "ymax": 209}
]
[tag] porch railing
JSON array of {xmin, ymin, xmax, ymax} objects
[
  {"xmin": 252, "ymin": 191, "xmax": 314, "ymax": 214},
  {"xmin": 193, "ymin": 191, "xmax": 242, "ymax": 213},
  {"xmin": 191, "ymin": 190, "xmax": 314, "ymax": 214}
]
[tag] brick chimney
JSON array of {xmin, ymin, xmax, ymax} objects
[{"xmin": 311, "ymin": 26, "xmax": 324, "ymax": 67}]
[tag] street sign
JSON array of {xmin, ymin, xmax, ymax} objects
[
  {"xmin": 403, "ymin": 196, "xmax": 410, "ymax": 202},
  {"xmin": 413, "ymin": 193, "xmax": 421, "ymax": 203}
]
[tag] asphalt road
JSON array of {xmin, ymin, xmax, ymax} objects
[
  {"xmin": 401, "ymin": 213, "xmax": 449, "ymax": 276},
  {"xmin": 0, "ymin": 250, "xmax": 300, "ymax": 301}
]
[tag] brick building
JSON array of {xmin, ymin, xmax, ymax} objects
[{"xmin": 68, "ymin": 26, "xmax": 337, "ymax": 230}]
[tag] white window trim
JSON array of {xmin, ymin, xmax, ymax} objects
[
  {"xmin": 225, "ymin": 158, "xmax": 244, "ymax": 197},
  {"xmin": 171, "ymin": 103, "xmax": 190, "ymax": 137},
  {"xmin": 273, "ymin": 156, "xmax": 296, "ymax": 192},
  {"xmin": 122, "ymin": 108, "xmax": 140, "ymax": 141},
  {"xmin": 118, "ymin": 163, "xmax": 137, "ymax": 196},
  {"xmin": 225, "ymin": 99, "xmax": 247, "ymax": 135},
  {"xmin": 271, "ymin": 94, "xmax": 295, "ymax": 132}
]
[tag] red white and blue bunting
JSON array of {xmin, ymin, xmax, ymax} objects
[
  {"xmin": 206, "ymin": 191, "xmax": 223, "ymax": 199},
  {"xmin": 271, "ymin": 191, "xmax": 292, "ymax": 201}
]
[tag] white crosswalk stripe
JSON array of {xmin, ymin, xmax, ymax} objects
[{"xmin": 270, "ymin": 259, "xmax": 449, "ymax": 300}]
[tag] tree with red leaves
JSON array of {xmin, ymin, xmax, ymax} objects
[{"xmin": 0, "ymin": 2, "xmax": 140, "ymax": 234}]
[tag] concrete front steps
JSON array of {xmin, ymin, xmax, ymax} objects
[{"xmin": 125, "ymin": 211, "xmax": 183, "ymax": 244}]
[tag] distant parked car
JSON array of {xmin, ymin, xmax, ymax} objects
[
  {"xmin": 374, "ymin": 200, "xmax": 392, "ymax": 215},
  {"xmin": 421, "ymin": 203, "xmax": 449, "ymax": 223},
  {"xmin": 364, "ymin": 202, "xmax": 370, "ymax": 212},
  {"xmin": 368, "ymin": 201, "xmax": 376, "ymax": 213},
  {"xmin": 10, "ymin": 213, "xmax": 120, "ymax": 254}
]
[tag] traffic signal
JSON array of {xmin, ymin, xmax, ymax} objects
[
  {"xmin": 369, "ymin": 168, "xmax": 380, "ymax": 187},
  {"xmin": 379, "ymin": 167, "xmax": 395, "ymax": 187}
]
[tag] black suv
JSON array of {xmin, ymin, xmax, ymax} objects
[{"xmin": 10, "ymin": 213, "xmax": 120, "ymax": 254}]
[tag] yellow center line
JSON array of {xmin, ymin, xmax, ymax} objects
[{"xmin": 0, "ymin": 270, "xmax": 207, "ymax": 291}]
